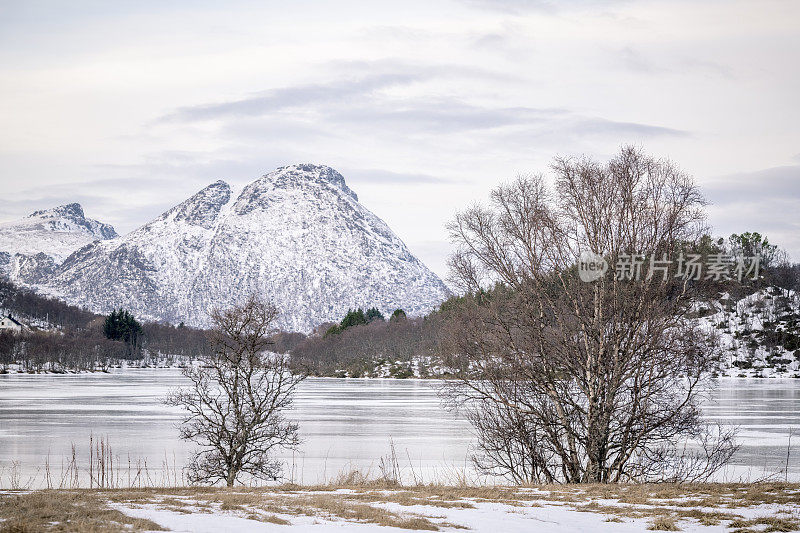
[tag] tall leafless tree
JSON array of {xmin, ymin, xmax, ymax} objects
[
  {"xmin": 166, "ymin": 296, "xmax": 305, "ymax": 487},
  {"xmin": 443, "ymin": 146, "xmax": 737, "ymax": 484}
]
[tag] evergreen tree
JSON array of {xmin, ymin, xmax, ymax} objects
[
  {"xmin": 102, "ymin": 309, "xmax": 119, "ymax": 340},
  {"xmin": 390, "ymin": 308, "xmax": 407, "ymax": 322},
  {"xmin": 102, "ymin": 308, "xmax": 142, "ymax": 355},
  {"xmin": 728, "ymin": 232, "xmax": 779, "ymax": 267},
  {"xmin": 365, "ymin": 307, "xmax": 385, "ymax": 322},
  {"xmin": 340, "ymin": 308, "xmax": 367, "ymax": 330},
  {"xmin": 323, "ymin": 307, "xmax": 386, "ymax": 336}
]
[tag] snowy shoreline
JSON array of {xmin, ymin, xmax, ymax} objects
[
  {"xmin": 3, "ymin": 365, "xmax": 799, "ymax": 380},
  {"xmin": 3, "ymin": 483, "xmax": 800, "ymax": 532}
]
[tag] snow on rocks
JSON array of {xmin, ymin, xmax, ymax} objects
[
  {"xmin": 18, "ymin": 165, "xmax": 450, "ymax": 333},
  {"xmin": 694, "ymin": 287, "xmax": 800, "ymax": 377},
  {"xmin": 0, "ymin": 203, "xmax": 117, "ymax": 281}
]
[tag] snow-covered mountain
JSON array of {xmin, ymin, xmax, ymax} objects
[
  {"xmin": 0, "ymin": 203, "xmax": 118, "ymax": 283},
  {"xmin": 25, "ymin": 164, "xmax": 449, "ymax": 332}
]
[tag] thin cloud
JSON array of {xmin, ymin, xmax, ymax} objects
[
  {"xmin": 617, "ymin": 46, "xmax": 735, "ymax": 79},
  {"xmin": 572, "ymin": 117, "xmax": 686, "ymax": 137},
  {"xmin": 160, "ymin": 60, "xmax": 525, "ymax": 125},
  {"xmin": 460, "ymin": 0, "xmax": 625, "ymax": 14},
  {"xmin": 704, "ymin": 165, "xmax": 800, "ymax": 204},
  {"xmin": 329, "ymin": 101, "xmax": 566, "ymax": 133},
  {"xmin": 158, "ymin": 75, "xmax": 680, "ymax": 141},
  {"xmin": 344, "ymin": 168, "xmax": 460, "ymax": 185},
  {"xmin": 160, "ymin": 73, "xmax": 421, "ymax": 123}
]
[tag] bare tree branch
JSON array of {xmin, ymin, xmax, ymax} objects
[
  {"xmin": 441, "ymin": 146, "xmax": 736, "ymax": 484},
  {"xmin": 166, "ymin": 295, "xmax": 306, "ymax": 486}
]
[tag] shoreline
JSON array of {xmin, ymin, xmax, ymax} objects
[
  {"xmin": 2, "ymin": 482, "xmax": 799, "ymax": 532},
  {"xmin": 3, "ymin": 366, "xmax": 800, "ymax": 380}
]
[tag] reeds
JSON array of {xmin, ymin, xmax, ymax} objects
[
  {"xmin": 6, "ymin": 435, "xmax": 793, "ymax": 490},
  {"xmin": 0, "ymin": 436, "xmax": 185, "ymax": 490}
]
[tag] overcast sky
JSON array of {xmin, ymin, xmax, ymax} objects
[{"xmin": 1, "ymin": 0, "xmax": 798, "ymax": 278}]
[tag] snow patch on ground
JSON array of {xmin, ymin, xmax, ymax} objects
[{"xmin": 102, "ymin": 486, "xmax": 800, "ymax": 532}]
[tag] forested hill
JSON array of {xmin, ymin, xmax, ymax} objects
[
  {"xmin": 2, "ymin": 256, "xmax": 799, "ymax": 377},
  {"xmin": 0, "ymin": 278, "xmax": 97, "ymax": 331},
  {"xmin": 288, "ymin": 265, "xmax": 800, "ymax": 379},
  {"xmin": 0, "ymin": 279, "xmax": 210, "ymax": 371}
]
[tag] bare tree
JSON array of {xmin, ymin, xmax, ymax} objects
[
  {"xmin": 443, "ymin": 146, "xmax": 737, "ymax": 484},
  {"xmin": 166, "ymin": 296, "xmax": 305, "ymax": 486}
]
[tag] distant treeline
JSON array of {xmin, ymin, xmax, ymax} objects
[
  {"xmin": 0, "ymin": 279, "xmax": 96, "ymax": 331},
  {"xmin": 288, "ymin": 306, "xmax": 450, "ymax": 376},
  {"xmin": 0, "ymin": 328, "xmax": 131, "ymax": 372},
  {"xmin": 0, "ymin": 279, "xmax": 211, "ymax": 371}
]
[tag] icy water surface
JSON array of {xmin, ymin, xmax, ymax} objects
[{"xmin": 0, "ymin": 370, "xmax": 798, "ymax": 487}]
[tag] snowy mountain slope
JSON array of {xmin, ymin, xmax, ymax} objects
[
  {"xmin": 695, "ymin": 287, "xmax": 800, "ymax": 377},
  {"xmin": 32, "ymin": 165, "xmax": 450, "ymax": 332},
  {"xmin": 0, "ymin": 203, "xmax": 117, "ymax": 282}
]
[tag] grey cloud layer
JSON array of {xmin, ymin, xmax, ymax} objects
[{"xmin": 159, "ymin": 68, "xmax": 684, "ymax": 144}]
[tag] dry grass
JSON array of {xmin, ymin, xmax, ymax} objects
[
  {"xmin": 0, "ymin": 491, "xmax": 165, "ymax": 532},
  {"xmin": 260, "ymin": 514, "xmax": 291, "ymax": 525},
  {"xmin": 521, "ymin": 481, "xmax": 800, "ymax": 506},
  {"xmin": 105, "ymin": 489, "xmax": 451, "ymax": 530},
  {"xmin": 3, "ymin": 482, "xmax": 800, "ymax": 532},
  {"xmin": 344, "ymin": 490, "xmax": 477, "ymax": 509},
  {"xmin": 215, "ymin": 492, "xmax": 444, "ymax": 530},
  {"xmin": 727, "ymin": 516, "xmax": 800, "ymax": 532},
  {"xmin": 648, "ymin": 515, "xmax": 681, "ymax": 531}
]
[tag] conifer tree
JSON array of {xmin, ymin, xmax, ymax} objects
[
  {"xmin": 365, "ymin": 307, "xmax": 385, "ymax": 322},
  {"xmin": 339, "ymin": 308, "xmax": 367, "ymax": 330},
  {"xmin": 102, "ymin": 308, "xmax": 142, "ymax": 355}
]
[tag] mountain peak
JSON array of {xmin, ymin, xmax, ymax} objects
[
  {"xmin": 28, "ymin": 203, "xmax": 85, "ymax": 221},
  {"xmin": 166, "ymin": 180, "xmax": 231, "ymax": 229},
  {"xmin": 269, "ymin": 164, "xmax": 358, "ymax": 201},
  {"xmin": 0, "ymin": 203, "xmax": 118, "ymax": 274},
  {"xmin": 22, "ymin": 202, "xmax": 117, "ymax": 240}
]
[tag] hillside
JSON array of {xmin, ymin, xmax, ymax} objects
[{"xmin": 697, "ymin": 286, "xmax": 800, "ymax": 377}]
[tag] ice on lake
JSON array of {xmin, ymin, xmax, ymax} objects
[{"xmin": 0, "ymin": 370, "xmax": 798, "ymax": 487}]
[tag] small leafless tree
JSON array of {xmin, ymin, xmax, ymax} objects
[
  {"xmin": 443, "ymin": 146, "xmax": 737, "ymax": 484},
  {"xmin": 166, "ymin": 296, "xmax": 305, "ymax": 487}
]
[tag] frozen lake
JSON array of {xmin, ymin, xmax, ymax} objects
[{"xmin": 0, "ymin": 370, "xmax": 798, "ymax": 487}]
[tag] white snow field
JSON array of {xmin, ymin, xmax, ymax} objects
[{"xmin": 108, "ymin": 492, "xmax": 669, "ymax": 532}]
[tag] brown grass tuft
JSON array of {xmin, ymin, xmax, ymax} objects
[{"xmin": 648, "ymin": 515, "xmax": 681, "ymax": 531}]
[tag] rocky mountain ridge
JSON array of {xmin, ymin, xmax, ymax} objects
[
  {"xmin": 0, "ymin": 203, "xmax": 118, "ymax": 283},
  {"xmin": 9, "ymin": 165, "xmax": 450, "ymax": 332}
]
